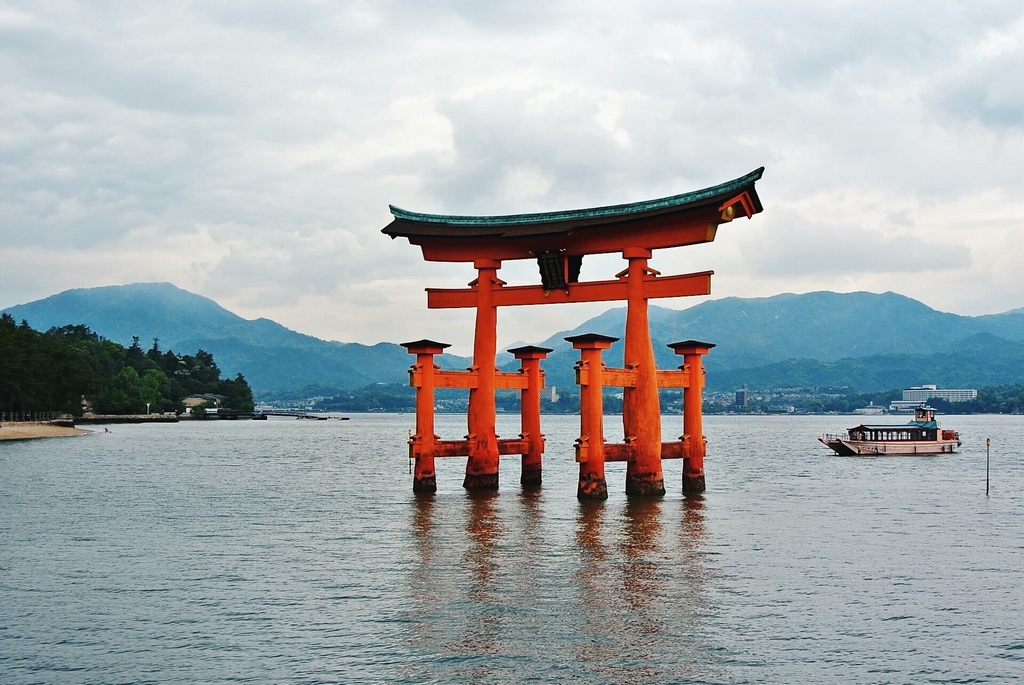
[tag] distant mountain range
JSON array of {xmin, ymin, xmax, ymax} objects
[
  {"xmin": 1, "ymin": 283, "xmax": 469, "ymax": 394},
  {"xmin": 526, "ymin": 291, "xmax": 1024, "ymax": 391},
  {"xmin": 5, "ymin": 283, "xmax": 1024, "ymax": 395}
]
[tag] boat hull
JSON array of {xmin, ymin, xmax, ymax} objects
[{"xmin": 818, "ymin": 436, "xmax": 959, "ymax": 456}]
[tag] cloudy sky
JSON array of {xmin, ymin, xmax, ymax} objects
[{"xmin": 2, "ymin": 1, "xmax": 1022, "ymax": 354}]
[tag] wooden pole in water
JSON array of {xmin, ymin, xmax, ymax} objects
[{"xmin": 986, "ymin": 437, "xmax": 991, "ymax": 496}]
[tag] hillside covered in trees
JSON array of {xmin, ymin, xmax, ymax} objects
[{"xmin": 0, "ymin": 314, "xmax": 253, "ymax": 416}]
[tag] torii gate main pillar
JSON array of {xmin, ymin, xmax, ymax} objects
[
  {"xmin": 464, "ymin": 258, "xmax": 501, "ymax": 489},
  {"xmin": 622, "ymin": 247, "xmax": 665, "ymax": 497}
]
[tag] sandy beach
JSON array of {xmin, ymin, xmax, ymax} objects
[{"xmin": 0, "ymin": 422, "xmax": 92, "ymax": 441}]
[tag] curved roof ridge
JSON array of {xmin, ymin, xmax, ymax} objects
[{"xmin": 389, "ymin": 167, "xmax": 764, "ymax": 227}]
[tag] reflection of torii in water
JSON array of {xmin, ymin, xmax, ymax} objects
[{"xmin": 383, "ymin": 167, "xmax": 765, "ymax": 498}]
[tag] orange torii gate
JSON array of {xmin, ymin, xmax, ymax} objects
[{"xmin": 383, "ymin": 167, "xmax": 764, "ymax": 497}]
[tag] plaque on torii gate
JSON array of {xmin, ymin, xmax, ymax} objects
[{"xmin": 383, "ymin": 167, "xmax": 764, "ymax": 496}]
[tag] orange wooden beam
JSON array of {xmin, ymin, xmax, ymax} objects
[
  {"xmin": 495, "ymin": 372, "xmax": 530, "ymax": 390},
  {"xmin": 580, "ymin": 440, "xmax": 692, "ymax": 463},
  {"xmin": 498, "ymin": 438, "xmax": 531, "ymax": 455},
  {"xmin": 409, "ymin": 369, "xmax": 531, "ymax": 390},
  {"xmin": 427, "ymin": 270, "xmax": 712, "ymax": 309},
  {"xmin": 409, "ymin": 368, "xmax": 475, "ymax": 389},
  {"xmin": 656, "ymin": 369, "xmax": 690, "ymax": 388},
  {"xmin": 600, "ymin": 368, "xmax": 636, "ymax": 388},
  {"xmin": 602, "ymin": 442, "xmax": 632, "ymax": 463},
  {"xmin": 434, "ymin": 370, "xmax": 477, "ymax": 389},
  {"xmin": 661, "ymin": 440, "xmax": 689, "ymax": 460},
  {"xmin": 582, "ymin": 367, "xmax": 691, "ymax": 389},
  {"xmin": 410, "ymin": 438, "xmax": 533, "ymax": 459}
]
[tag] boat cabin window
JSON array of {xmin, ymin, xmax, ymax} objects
[{"xmin": 851, "ymin": 427, "xmax": 938, "ymax": 441}]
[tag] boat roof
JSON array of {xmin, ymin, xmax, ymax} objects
[{"xmin": 852, "ymin": 421, "xmax": 938, "ymax": 431}]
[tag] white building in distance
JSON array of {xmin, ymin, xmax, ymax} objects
[{"xmin": 889, "ymin": 384, "xmax": 977, "ymax": 413}]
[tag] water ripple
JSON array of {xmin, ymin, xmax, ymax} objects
[{"xmin": 1, "ymin": 414, "xmax": 1023, "ymax": 682}]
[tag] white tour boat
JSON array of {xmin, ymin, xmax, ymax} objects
[{"xmin": 818, "ymin": 405, "xmax": 961, "ymax": 456}]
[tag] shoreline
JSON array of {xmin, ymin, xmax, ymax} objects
[{"xmin": 0, "ymin": 422, "xmax": 92, "ymax": 441}]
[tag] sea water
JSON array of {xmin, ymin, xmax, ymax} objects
[{"xmin": 2, "ymin": 414, "xmax": 1022, "ymax": 683}]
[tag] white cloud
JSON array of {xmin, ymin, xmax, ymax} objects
[
  {"xmin": 1, "ymin": 0, "xmax": 1023, "ymax": 348},
  {"xmin": 741, "ymin": 208, "xmax": 970, "ymax": 277}
]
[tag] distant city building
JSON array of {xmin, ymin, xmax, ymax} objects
[
  {"xmin": 889, "ymin": 384, "xmax": 977, "ymax": 413},
  {"xmin": 735, "ymin": 386, "xmax": 748, "ymax": 408},
  {"xmin": 547, "ymin": 386, "xmax": 560, "ymax": 403},
  {"xmin": 902, "ymin": 384, "xmax": 977, "ymax": 403},
  {"xmin": 854, "ymin": 401, "xmax": 885, "ymax": 415}
]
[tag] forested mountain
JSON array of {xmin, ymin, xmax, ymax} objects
[
  {"xmin": 2, "ymin": 283, "xmax": 468, "ymax": 393},
  {"xmin": 6, "ymin": 284, "xmax": 1024, "ymax": 396},
  {"xmin": 0, "ymin": 315, "xmax": 252, "ymax": 416},
  {"xmin": 521, "ymin": 291, "xmax": 1024, "ymax": 393}
]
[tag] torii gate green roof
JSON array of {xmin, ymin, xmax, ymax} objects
[{"xmin": 384, "ymin": 167, "xmax": 764, "ymax": 238}]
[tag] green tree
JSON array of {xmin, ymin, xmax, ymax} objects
[
  {"xmin": 140, "ymin": 368, "xmax": 171, "ymax": 414},
  {"xmin": 146, "ymin": 337, "xmax": 162, "ymax": 364},
  {"xmin": 213, "ymin": 373, "xmax": 253, "ymax": 411},
  {"xmin": 0, "ymin": 320, "xmax": 251, "ymax": 417},
  {"xmin": 126, "ymin": 335, "xmax": 148, "ymax": 374},
  {"xmin": 94, "ymin": 367, "xmax": 144, "ymax": 414},
  {"xmin": 0, "ymin": 314, "xmax": 27, "ymax": 413}
]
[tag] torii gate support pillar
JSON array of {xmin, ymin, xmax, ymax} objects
[
  {"xmin": 510, "ymin": 345, "xmax": 551, "ymax": 487},
  {"xmin": 401, "ymin": 339, "xmax": 451, "ymax": 494},
  {"xmin": 569, "ymin": 334, "xmax": 617, "ymax": 500},
  {"xmin": 669, "ymin": 340, "xmax": 716, "ymax": 494}
]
